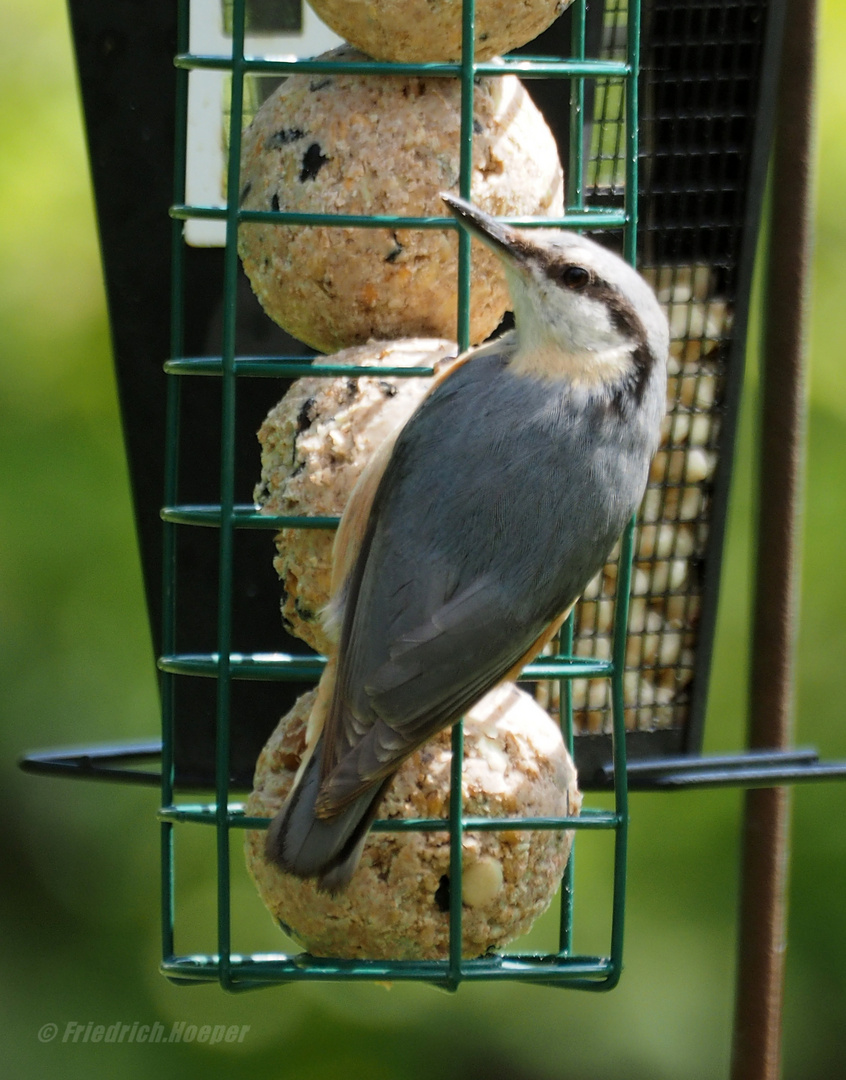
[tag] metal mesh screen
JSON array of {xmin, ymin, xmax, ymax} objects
[{"xmin": 538, "ymin": 0, "xmax": 772, "ymax": 757}]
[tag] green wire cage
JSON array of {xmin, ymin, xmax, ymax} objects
[
  {"xmin": 21, "ymin": 0, "xmax": 846, "ymax": 1008},
  {"xmin": 159, "ymin": 0, "xmax": 642, "ymax": 992}
]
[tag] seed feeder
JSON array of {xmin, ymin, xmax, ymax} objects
[{"xmin": 18, "ymin": 0, "xmax": 846, "ymax": 1064}]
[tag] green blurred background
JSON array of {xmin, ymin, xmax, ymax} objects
[{"xmin": 2, "ymin": 1, "xmax": 844, "ymax": 1077}]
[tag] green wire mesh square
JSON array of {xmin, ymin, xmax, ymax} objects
[{"xmin": 160, "ymin": 0, "xmax": 641, "ymax": 992}]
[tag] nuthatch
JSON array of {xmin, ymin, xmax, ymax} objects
[{"xmin": 266, "ymin": 194, "xmax": 669, "ymax": 891}]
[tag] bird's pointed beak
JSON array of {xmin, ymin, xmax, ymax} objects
[{"xmin": 441, "ymin": 193, "xmax": 531, "ymax": 268}]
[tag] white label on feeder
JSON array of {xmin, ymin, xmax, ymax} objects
[{"xmin": 185, "ymin": 0, "xmax": 342, "ymax": 247}]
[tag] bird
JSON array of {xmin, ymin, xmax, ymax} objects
[{"xmin": 265, "ymin": 193, "xmax": 669, "ymax": 892}]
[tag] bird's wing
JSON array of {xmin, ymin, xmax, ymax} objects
[
  {"xmin": 314, "ymin": 345, "xmax": 572, "ymax": 815},
  {"xmin": 316, "ymin": 569, "xmax": 551, "ymax": 815}
]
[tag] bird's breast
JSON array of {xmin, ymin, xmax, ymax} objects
[{"xmin": 506, "ymin": 339, "xmax": 637, "ymax": 390}]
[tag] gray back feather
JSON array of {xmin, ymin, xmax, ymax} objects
[{"xmin": 319, "ymin": 344, "xmax": 663, "ymax": 804}]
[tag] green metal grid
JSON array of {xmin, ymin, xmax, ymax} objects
[{"xmin": 160, "ymin": 0, "xmax": 642, "ymax": 992}]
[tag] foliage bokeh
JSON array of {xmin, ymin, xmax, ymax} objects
[{"xmin": 1, "ymin": 1, "xmax": 844, "ymax": 1077}]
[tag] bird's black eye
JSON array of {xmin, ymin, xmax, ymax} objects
[{"xmin": 561, "ymin": 265, "xmax": 591, "ymax": 290}]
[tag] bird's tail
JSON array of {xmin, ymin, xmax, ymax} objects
[{"xmin": 264, "ymin": 738, "xmax": 389, "ymax": 893}]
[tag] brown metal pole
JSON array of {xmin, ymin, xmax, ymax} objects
[{"xmin": 729, "ymin": 1, "xmax": 816, "ymax": 1078}]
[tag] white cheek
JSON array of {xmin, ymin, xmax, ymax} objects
[
  {"xmin": 508, "ymin": 268, "xmax": 620, "ymax": 352},
  {"xmin": 546, "ymin": 289, "xmax": 616, "ymax": 349}
]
